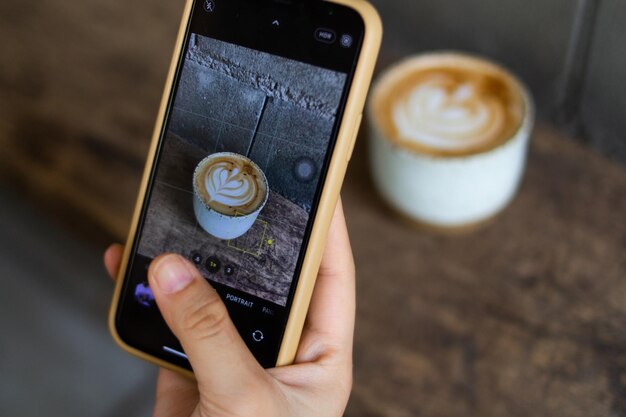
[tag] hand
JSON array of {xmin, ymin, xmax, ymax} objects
[{"xmin": 104, "ymin": 200, "xmax": 355, "ymax": 417}]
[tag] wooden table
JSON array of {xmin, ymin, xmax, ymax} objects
[
  {"xmin": 1, "ymin": 0, "xmax": 626, "ymax": 413},
  {"xmin": 343, "ymin": 129, "xmax": 626, "ymax": 417},
  {"xmin": 4, "ymin": 118, "xmax": 626, "ymax": 416}
]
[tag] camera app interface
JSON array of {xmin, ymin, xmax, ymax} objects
[
  {"xmin": 118, "ymin": 15, "xmax": 358, "ymax": 368},
  {"xmin": 143, "ymin": 33, "xmax": 346, "ymax": 306}
]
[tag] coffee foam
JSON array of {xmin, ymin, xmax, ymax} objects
[
  {"xmin": 372, "ymin": 54, "xmax": 526, "ymax": 156},
  {"xmin": 194, "ymin": 153, "xmax": 268, "ymax": 216}
]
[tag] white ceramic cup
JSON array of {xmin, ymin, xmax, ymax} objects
[
  {"xmin": 368, "ymin": 52, "xmax": 535, "ymax": 230},
  {"xmin": 193, "ymin": 152, "xmax": 269, "ymax": 240}
]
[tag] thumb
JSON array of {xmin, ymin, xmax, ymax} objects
[{"xmin": 148, "ymin": 254, "xmax": 265, "ymax": 392}]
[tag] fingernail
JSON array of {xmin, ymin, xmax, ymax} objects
[{"xmin": 152, "ymin": 255, "xmax": 195, "ymax": 294}]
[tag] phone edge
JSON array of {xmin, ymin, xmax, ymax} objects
[
  {"xmin": 108, "ymin": 0, "xmax": 197, "ymax": 379},
  {"xmin": 275, "ymin": 0, "xmax": 382, "ymax": 366}
]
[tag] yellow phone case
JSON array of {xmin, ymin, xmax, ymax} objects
[{"xmin": 109, "ymin": 0, "xmax": 382, "ymax": 377}]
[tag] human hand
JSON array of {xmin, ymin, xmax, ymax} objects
[{"xmin": 104, "ymin": 200, "xmax": 355, "ymax": 417}]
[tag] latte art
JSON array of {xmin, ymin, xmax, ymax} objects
[
  {"xmin": 372, "ymin": 55, "xmax": 525, "ymax": 157},
  {"xmin": 393, "ymin": 75, "xmax": 508, "ymax": 151},
  {"xmin": 194, "ymin": 153, "xmax": 268, "ymax": 217},
  {"xmin": 367, "ymin": 52, "xmax": 534, "ymax": 229},
  {"xmin": 204, "ymin": 162, "xmax": 258, "ymax": 208}
]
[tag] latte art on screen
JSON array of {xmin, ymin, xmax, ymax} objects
[
  {"xmin": 393, "ymin": 75, "xmax": 507, "ymax": 151},
  {"xmin": 194, "ymin": 153, "xmax": 268, "ymax": 217},
  {"xmin": 204, "ymin": 162, "xmax": 258, "ymax": 208}
]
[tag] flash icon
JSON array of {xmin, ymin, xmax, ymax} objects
[{"xmin": 204, "ymin": 0, "xmax": 215, "ymax": 12}]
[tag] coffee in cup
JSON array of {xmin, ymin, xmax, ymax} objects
[
  {"xmin": 368, "ymin": 52, "xmax": 535, "ymax": 230},
  {"xmin": 193, "ymin": 152, "xmax": 269, "ymax": 240}
]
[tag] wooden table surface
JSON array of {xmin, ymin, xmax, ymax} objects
[
  {"xmin": 343, "ymin": 129, "xmax": 626, "ymax": 417},
  {"xmin": 4, "ymin": 118, "xmax": 626, "ymax": 416},
  {"xmin": 1, "ymin": 1, "xmax": 626, "ymax": 414}
]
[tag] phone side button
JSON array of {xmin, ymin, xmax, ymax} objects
[{"xmin": 346, "ymin": 113, "xmax": 363, "ymax": 162}]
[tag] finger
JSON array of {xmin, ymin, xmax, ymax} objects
[
  {"xmin": 105, "ymin": 245, "xmax": 200, "ymax": 417},
  {"xmin": 153, "ymin": 369, "xmax": 198, "ymax": 417},
  {"xmin": 297, "ymin": 198, "xmax": 356, "ymax": 362},
  {"xmin": 148, "ymin": 254, "xmax": 267, "ymax": 393},
  {"xmin": 104, "ymin": 244, "xmax": 124, "ymax": 280}
]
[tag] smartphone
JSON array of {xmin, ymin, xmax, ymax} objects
[{"xmin": 109, "ymin": 0, "xmax": 381, "ymax": 374}]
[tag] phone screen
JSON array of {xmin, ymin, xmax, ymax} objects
[{"xmin": 115, "ymin": 0, "xmax": 365, "ymax": 369}]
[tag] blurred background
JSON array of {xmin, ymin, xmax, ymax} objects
[{"xmin": 1, "ymin": 0, "xmax": 625, "ymax": 416}]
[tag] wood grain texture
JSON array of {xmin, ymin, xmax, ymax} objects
[
  {"xmin": 343, "ymin": 127, "xmax": 626, "ymax": 416},
  {"xmin": 0, "ymin": 0, "xmax": 185, "ymax": 243},
  {"xmin": 1, "ymin": 0, "xmax": 626, "ymax": 415}
]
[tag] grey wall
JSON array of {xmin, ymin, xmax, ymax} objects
[
  {"xmin": 580, "ymin": 0, "xmax": 626, "ymax": 161},
  {"xmin": 169, "ymin": 35, "xmax": 346, "ymax": 211},
  {"xmin": 369, "ymin": 0, "xmax": 625, "ymax": 163}
]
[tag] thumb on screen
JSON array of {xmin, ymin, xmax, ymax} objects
[{"xmin": 148, "ymin": 254, "xmax": 268, "ymax": 395}]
